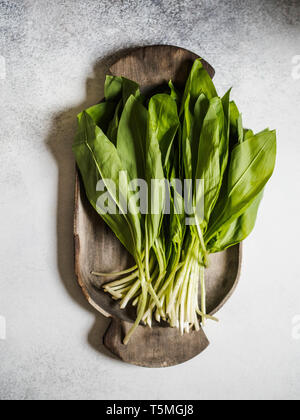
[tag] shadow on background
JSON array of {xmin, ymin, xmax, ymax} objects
[{"xmin": 46, "ymin": 47, "xmax": 141, "ymax": 361}]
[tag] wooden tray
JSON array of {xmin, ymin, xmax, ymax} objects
[{"xmin": 74, "ymin": 45, "xmax": 242, "ymax": 368}]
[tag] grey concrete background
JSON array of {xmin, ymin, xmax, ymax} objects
[{"xmin": 0, "ymin": 0, "xmax": 300, "ymax": 400}]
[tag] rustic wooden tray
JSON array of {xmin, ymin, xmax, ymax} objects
[{"xmin": 74, "ymin": 45, "xmax": 242, "ymax": 368}]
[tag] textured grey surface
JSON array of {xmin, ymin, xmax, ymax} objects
[{"xmin": 0, "ymin": 0, "xmax": 300, "ymax": 400}]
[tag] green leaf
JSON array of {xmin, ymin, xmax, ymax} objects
[
  {"xmin": 244, "ymin": 128, "xmax": 254, "ymax": 141},
  {"xmin": 145, "ymin": 96, "xmax": 168, "ymax": 249},
  {"xmin": 230, "ymin": 101, "xmax": 240, "ymax": 127},
  {"xmin": 207, "ymin": 191, "xmax": 263, "ymax": 253},
  {"xmin": 169, "ymin": 80, "xmax": 181, "ymax": 107},
  {"xmin": 146, "ymin": 94, "xmax": 179, "ymax": 169},
  {"xmin": 180, "ymin": 58, "xmax": 217, "ymax": 116},
  {"xmin": 180, "ymin": 59, "xmax": 218, "ymax": 182},
  {"xmin": 117, "ymin": 95, "xmax": 147, "ymax": 181},
  {"xmin": 205, "ymin": 129, "xmax": 277, "ymax": 243},
  {"xmin": 122, "ymin": 77, "xmax": 140, "ymax": 106},
  {"xmin": 206, "ymin": 99, "xmax": 265, "ymax": 252},
  {"xmin": 191, "ymin": 93, "xmax": 210, "ymax": 179},
  {"xmin": 229, "ymin": 101, "xmax": 244, "ymax": 145},
  {"xmin": 104, "ymin": 75, "xmax": 140, "ymax": 106},
  {"xmin": 104, "ymin": 76, "xmax": 123, "ymax": 102},
  {"xmin": 194, "ymin": 97, "xmax": 228, "ymax": 230},
  {"xmin": 237, "ymin": 114, "xmax": 244, "ymax": 144},
  {"xmin": 170, "ymin": 189, "xmax": 186, "ymax": 244},
  {"xmin": 169, "ymin": 152, "xmax": 186, "ymax": 248},
  {"xmin": 221, "ymin": 89, "xmax": 231, "ymax": 158},
  {"xmin": 219, "ymin": 89, "xmax": 231, "ymax": 173},
  {"xmin": 181, "ymin": 94, "xmax": 193, "ymax": 180},
  {"xmin": 78, "ymin": 102, "xmax": 115, "ymax": 133},
  {"xmin": 106, "ymin": 100, "xmax": 122, "ymax": 145},
  {"xmin": 73, "ymin": 111, "xmax": 143, "ymax": 257}
]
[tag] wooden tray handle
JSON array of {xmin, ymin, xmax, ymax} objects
[
  {"xmin": 109, "ymin": 45, "xmax": 215, "ymax": 92},
  {"xmin": 104, "ymin": 319, "xmax": 209, "ymax": 368}
]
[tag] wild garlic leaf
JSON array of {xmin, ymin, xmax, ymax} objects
[
  {"xmin": 207, "ymin": 191, "xmax": 263, "ymax": 253},
  {"xmin": 169, "ymin": 80, "xmax": 181, "ymax": 108},
  {"xmin": 194, "ymin": 97, "xmax": 226, "ymax": 230},
  {"xmin": 181, "ymin": 93, "xmax": 193, "ymax": 180},
  {"xmin": 163, "ymin": 146, "xmax": 186, "ymax": 265},
  {"xmin": 105, "ymin": 75, "xmax": 141, "ymax": 106},
  {"xmin": 122, "ymin": 77, "xmax": 141, "ymax": 106},
  {"xmin": 180, "ymin": 59, "xmax": 218, "ymax": 116},
  {"xmin": 147, "ymin": 94, "xmax": 179, "ymax": 169},
  {"xmin": 220, "ymin": 89, "xmax": 231, "ymax": 172},
  {"xmin": 73, "ymin": 111, "xmax": 143, "ymax": 257},
  {"xmin": 229, "ymin": 101, "xmax": 244, "ymax": 146},
  {"xmin": 169, "ymin": 151, "xmax": 186, "ymax": 245},
  {"xmin": 191, "ymin": 93, "xmax": 210, "ymax": 179},
  {"xmin": 117, "ymin": 95, "xmax": 147, "ymax": 181},
  {"xmin": 145, "ymin": 95, "xmax": 168, "ymax": 249},
  {"xmin": 106, "ymin": 100, "xmax": 122, "ymax": 145},
  {"xmin": 206, "ymin": 101, "xmax": 266, "ymax": 253},
  {"xmin": 244, "ymin": 128, "xmax": 254, "ymax": 140},
  {"xmin": 205, "ymin": 129, "xmax": 277, "ymax": 243},
  {"xmin": 222, "ymin": 89, "xmax": 231, "ymax": 142},
  {"xmin": 78, "ymin": 102, "xmax": 115, "ymax": 133},
  {"xmin": 104, "ymin": 76, "xmax": 123, "ymax": 102}
]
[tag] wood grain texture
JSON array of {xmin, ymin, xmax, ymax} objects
[
  {"xmin": 104, "ymin": 319, "xmax": 209, "ymax": 368},
  {"xmin": 110, "ymin": 45, "xmax": 215, "ymax": 92},
  {"xmin": 74, "ymin": 45, "xmax": 242, "ymax": 368}
]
